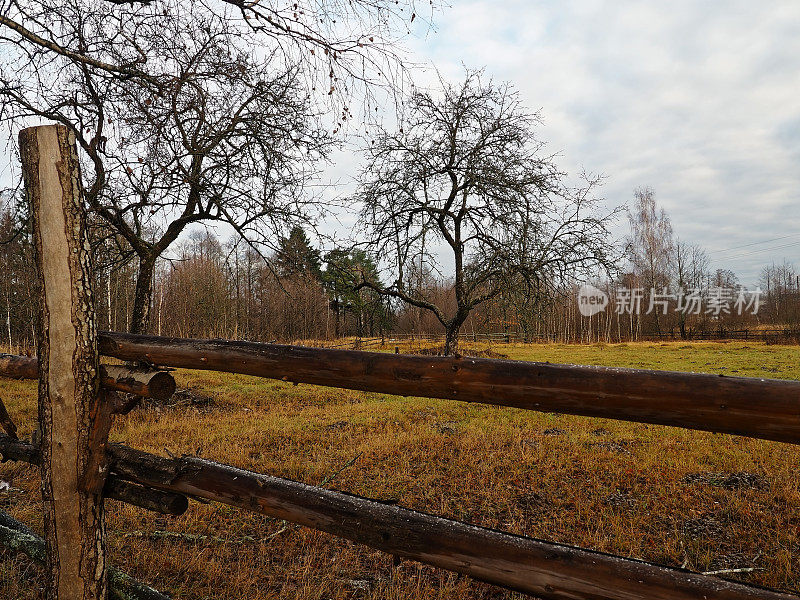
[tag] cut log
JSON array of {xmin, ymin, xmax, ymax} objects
[
  {"xmin": 0, "ymin": 509, "xmax": 171, "ymax": 600},
  {"xmin": 0, "ymin": 354, "xmax": 175, "ymax": 401},
  {"xmin": 0, "ymin": 354, "xmax": 37, "ymax": 379},
  {"xmin": 21, "ymin": 123, "xmax": 106, "ymax": 600},
  {"xmin": 102, "ymin": 365, "xmax": 176, "ymax": 402},
  {"xmin": 99, "ymin": 332, "xmax": 800, "ymax": 444}
]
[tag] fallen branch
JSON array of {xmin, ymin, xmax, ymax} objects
[
  {"xmin": 118, "ymin": 529, "xmax": 261, "ymax": 545},
  {"xmin": 0, "ymin": 509, "xmax": 171, "ymax": 600}
]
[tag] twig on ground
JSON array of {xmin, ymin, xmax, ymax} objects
[
  {"xmin": 118, "ymin": 529, "xmax": 262, "ymax": 545},
  {"xmin": 319, "ymin": 452, "xmax": 363, "ymax": 487}
]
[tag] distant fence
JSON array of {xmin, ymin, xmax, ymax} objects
[
  {"xmin": 1, "ymin": 124, "xmax": 799, "ymax": 600},
  {"xmin": 646, "ymin": 328, "xmax": 800, "ymax": 342},
  {"xmin": 363, "ymin": 328, "xmax": 800, "ymax": 346}
]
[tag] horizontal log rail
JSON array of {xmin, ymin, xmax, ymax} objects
[
  {"xmin": 98, "ymin": 332, "xmax": 800, "ymax": 444},
  {"xmin": 0, "ymin": 435, "xmax": 188, "ymax": 516},
  {"xmin": 1, "ymin": 434, "xmax": 791, "ymax": 600},
  {"xmin": 102, "ymin": 443, "xmax": 800, "ymax": 600},
  {"xmin": 0, "ymin": 354, "xmax": 176, "ymax": 400}
]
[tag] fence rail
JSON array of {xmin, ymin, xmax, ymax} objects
[
  {"xmin": 0, "ymin": 433, "xmax": 795, "ymax": 600},
  {"xmin": 5, "ymin": 333, "xmax": 800, "ymax": 597},
  {"xmin": 382, "ymin": 328, "xmax": 800, "ymax": 344},
  {"xmin": 92, "ymin": 331, "xmax": 800, "ymax": 444}
]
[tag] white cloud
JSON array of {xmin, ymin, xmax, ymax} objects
[{"xmin": 403, "ymin": 0, "xmax": 800, "ymax": 284}]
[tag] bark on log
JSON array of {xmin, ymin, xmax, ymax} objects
[
  {"xmin": 21, "ymin": 124, "xmax": 106, "ymax": 600},
  {"xmin": 104, "ymin": 478, "xmax": 188, "ymax": 516},
  {"xmin": 0, "ymin": 434, "xmax": 188, "ymax": 516},
  {"xmin": 0, "ymin": 354, "xmax": 38, "ymax": 379},
  {"xmin": 99, "ymin": 332, "xmax": 800, "ymax": 444},
  {"xmin": 105, "ymin": 444, "xmax": 798, "ymax": 600},
  {"xmin": 0, "ymin": 509, "xmax": 172, "ymax": 600},
  {"xmin": 0, "ymin": 432, "xmax": 40, "ymax": 464},
  {"xmin": 0, "ymin": 354, "xmax": 175, "ymax": 401}
]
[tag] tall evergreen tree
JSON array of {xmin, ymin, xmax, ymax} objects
[
  {"xmin": 323, "ymin": 249, "xmax": 389, "ymax": 336},
  {"xmin": 275, "ymin": 226, "xmax": 322, "ymax": 278}
]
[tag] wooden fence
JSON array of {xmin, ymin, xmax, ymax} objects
[
  {"xmin": 1, "ymin": 124, "xmax": 799, "ymax": 600},
  {"xmin": 384, "ymin": 328, "xmax": 800, "ymax": 344}
]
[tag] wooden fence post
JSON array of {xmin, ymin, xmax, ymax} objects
[{"xmin": 19, "ymin": 125, "xmax": 106, "ymax": 600}]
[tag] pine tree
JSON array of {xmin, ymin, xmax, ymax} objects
[{"xmin": 275, "ymin": 226, "xmax": 322, "ymax": 278}]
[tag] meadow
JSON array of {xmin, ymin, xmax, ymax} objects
[{"xmin": 2, "ymin": 341, "xmax": 800, "ymax": 599}]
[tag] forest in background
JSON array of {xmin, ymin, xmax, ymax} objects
[{"xmin": 1, "ymin": 188, "xmax": 797, "ymax": 352}]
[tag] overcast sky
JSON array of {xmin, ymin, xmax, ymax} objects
[
  {"xmin": 394, "ymin": 0, "xmax": 800, "ymax": 286},
  {"xmin": 2, "ymin": 1, "xmax": 798, "ymax": 286}
]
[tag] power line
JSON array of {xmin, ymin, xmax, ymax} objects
[
  {"xmin": 709, "ymin": 233, "xmax": 800, "ymax": 255},
  {"xmin": 710, "ymin": 240, "xmax": 800, "ymax": 263}
]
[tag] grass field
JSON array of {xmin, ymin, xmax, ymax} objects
[{"xmin": 2, "ymin": 341, "xmax": 800, "ymax": 599}]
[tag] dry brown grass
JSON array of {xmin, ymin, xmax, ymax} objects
[{"xmin": 2, "ymin": 340, "xmax": 800, "ymax": 599}]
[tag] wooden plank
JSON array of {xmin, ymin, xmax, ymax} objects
[
  {"xmin": 99, "ymin": 332, "xmax": 800, "ymax": 443},
  {"xmin": 0, "ymin": 355, "xmax": 175, "ymax": 400},
  {"xmin": 21, "ymin": 123, "xmax": 107, "ymax": 600}
]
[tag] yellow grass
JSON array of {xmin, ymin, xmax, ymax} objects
[{"xmin": 2, "ymin": 340, "xmax": 800, "ymax": 598}]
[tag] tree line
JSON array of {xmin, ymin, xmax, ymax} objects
[{"xmin": 1, "ymin": 186, "xmax": 797, "ymax": 352}]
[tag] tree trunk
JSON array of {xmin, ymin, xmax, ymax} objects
[
  {"xmin": 130, "ymin": 254, "xmax": 155, "ymax": 335},
  {"xmin": 443, "ymin": 326, "xmax": 459, "ymax": 356},
  {"xmin": 19, "ymin": 124, "xmax": 106, "ymax": 600}
]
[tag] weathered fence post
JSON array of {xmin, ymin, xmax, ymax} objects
[{"xmin": 19, "ymin": 125, "xmax": 106, "ymax": 600}]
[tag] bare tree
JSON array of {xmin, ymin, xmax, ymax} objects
[
  {"xmin": 673, "ymin": 239, "xmax": 708, "ymax": 338},
  {"xmin": 626, "ymin": 187, "xmax": 674, "ymax": 335},
  {"xmin": 0, "ymin": 0, "xmax": 430, "ymax": 104},
  {"xmin": 1, "ymin": 2, "xmax": 333, "ymax": 332},
  {"xmin": 354, "ymin": 72, "xmax": 617, "ymax": 355}
]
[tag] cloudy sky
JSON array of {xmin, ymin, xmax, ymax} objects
[
  {"xmin": 390, "ymin": 0, "xmax": 799, "ymax": 285},
  {"xmin": 1, "ymin": 1, "xmax": 797, "ymax": 286}
]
